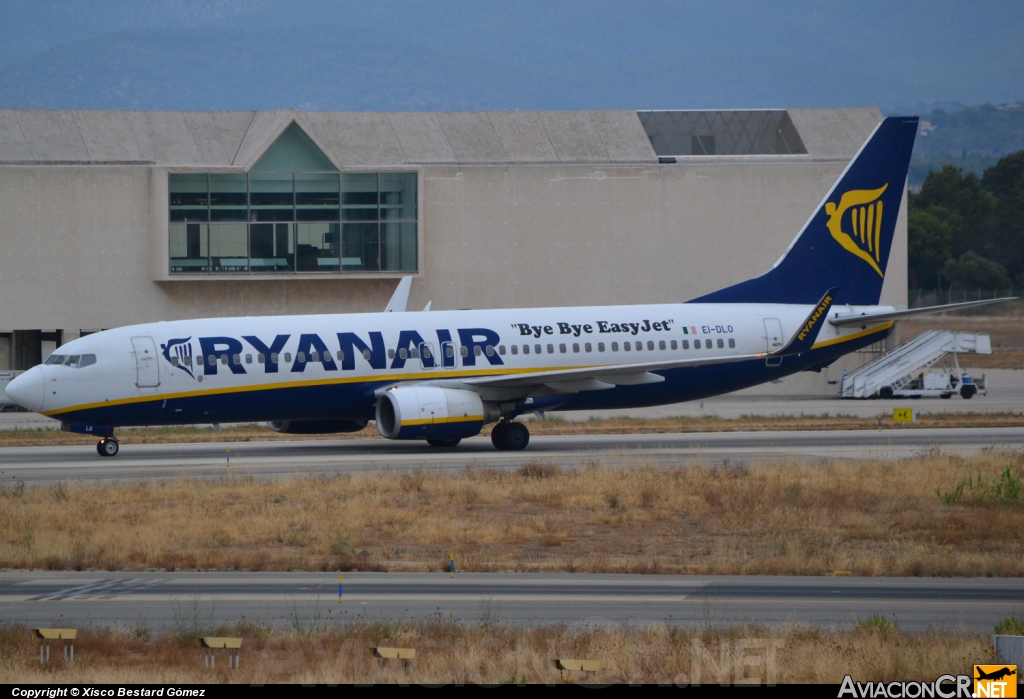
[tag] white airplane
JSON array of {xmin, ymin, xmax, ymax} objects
[{"xmin": 6, "ymin": 116, "xmax": 1012, "ymax": 457}]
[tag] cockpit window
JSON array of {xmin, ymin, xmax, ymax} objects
[{"xmin": 43, "ymin": 353, "xmax": 96, "ymax": 368}]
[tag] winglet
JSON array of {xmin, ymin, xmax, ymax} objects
[
  {"xmin": 384, "ymin": 277, "xmax": 413, "ymax": 313},
  {"xmin": 770, "ymin": 288, "xmax": 837, "ymax": 357}
]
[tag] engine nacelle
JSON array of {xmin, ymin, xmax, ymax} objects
[
  {"xmin": 375, "ymin": 386, "xmax": 497, "ymax": 440},
  {"xmin": 268, "ymin": 419, "xmax": 368, "ymax": 434}
]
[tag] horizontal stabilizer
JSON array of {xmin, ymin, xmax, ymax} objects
[{"xmin": 829, "ymin": 297, "xmax": 1018, "ymax": 327}]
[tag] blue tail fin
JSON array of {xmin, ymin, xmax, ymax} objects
[{"xmin": 691, "ymin": 116, "xmax": 918, "ymax": 306}]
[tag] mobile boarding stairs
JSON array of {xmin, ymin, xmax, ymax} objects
[{"xmin": 840, "ymin": 330, "xmax": 991, "ymax": 400}]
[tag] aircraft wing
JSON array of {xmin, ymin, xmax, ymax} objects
[
  {"xmin": 460, "ymin": 352, "xmax": 766, "ymax": 390},
  {"xmin": 462, "ymin": 288, "xmax": 836, "ymax": 392},
  {"xmin": 829, "ymin": 297, "xmax": 1017, "ymax": 327}
]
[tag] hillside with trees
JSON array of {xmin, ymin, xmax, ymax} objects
[{"xmin": 908, "ymin": 150, "xmax": 1024, "ymax": 294}]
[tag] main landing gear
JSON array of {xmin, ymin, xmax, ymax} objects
[
  {"xmin": 97, "ymin": 438, "xmax": 119, "ymax": 457},
  {"xmin": 491, "ymin": 420, "xmax": 529, "ymax": 451}
]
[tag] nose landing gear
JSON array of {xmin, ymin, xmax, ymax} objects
[{"xmin": 97, "ymin": 438, "xmax": 120, "ymax": 457}]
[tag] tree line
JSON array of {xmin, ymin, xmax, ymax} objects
[{"xmin": 908, "ymin": 150, "xmax": 1024, "ymax": 291}]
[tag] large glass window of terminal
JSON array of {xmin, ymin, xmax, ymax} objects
[{"xmin": 169, "ymin": 125, "xmax": 417, "ymax": 275}]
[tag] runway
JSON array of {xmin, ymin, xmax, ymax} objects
[
  {"xmin": 0, "ymin": 572, "xmax": 1018, "ymax": 633},
  {"xmin": 2, "ymin": 427, "xmax": 1024, "ymax": 485}
]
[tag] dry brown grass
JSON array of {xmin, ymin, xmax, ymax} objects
[
  {"xmin": 3, "ymin": 451, "xmax": 1024, "ymax": 576},
  {"xmin": 0, "ymin": 622, "xmax": 990, "ymax": 684},
  {"xmin": 3, "ymin": 411, "xmax": 1024, "ymax": 447}
]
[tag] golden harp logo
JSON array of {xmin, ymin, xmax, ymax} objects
[{"xmin": 825, "ymin": 184, "xmax": 888, "ymax": 277}]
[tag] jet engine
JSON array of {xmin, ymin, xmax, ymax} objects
[
  {"xmin": 375, "ymin": 386, "xmax": 499, "ymax": 440},
  {"xmin": 268, "ymin": 419, "xmax": 368, "ymax": 434}
]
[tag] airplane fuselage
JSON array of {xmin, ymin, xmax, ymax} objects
[{"xmin": 30, "ymin": 302, "xmax": 892, "ymax": 427}]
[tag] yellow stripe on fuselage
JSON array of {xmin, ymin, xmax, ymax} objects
[
  {"xmin": 41, "ymin": 364, "xmax": 602, "ymax": 418},
  {"xmin": 810, "ymin": 322, "xmax": 893, "ymax": 349}
]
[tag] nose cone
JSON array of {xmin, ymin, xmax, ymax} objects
[{"xmin": 6, "ymin": 367, "xmax": 45, "ymax": 412}]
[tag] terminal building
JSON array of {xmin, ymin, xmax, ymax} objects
[{"xmin": 0, "ymin": 107, "xmax": 906, "ymax": 394}]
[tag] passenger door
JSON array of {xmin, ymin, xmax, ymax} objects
[
  {"xmin": 419, "ymin": 342, "xmax": 436, "ymax": 369},
  {"xmin": 131, "ymin": 336, "xmax": 161, "ymax": 388}
]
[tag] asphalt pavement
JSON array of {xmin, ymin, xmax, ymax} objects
[
  {"xmin": 0, "ymin": 572, "xmax": 1019, "ymax": 633},
  {"xmin": 2, "ymin": 427, "xmax": 1023, "ymax": 484}
]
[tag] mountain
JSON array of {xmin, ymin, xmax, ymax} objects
[{"xmin": 0, "ymin": 0, "xmax": 1022, "ymax": 111}]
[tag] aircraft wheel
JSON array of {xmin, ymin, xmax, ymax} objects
[
  {"xmin": 426, "ymin": 437, "xmax": 461, "ymax": 448},
  {"xmin": 97, "ymin": 439, "xmax": 119, "ymax": 457},
  {"xmin": 503, "ymin": 422, "xmax": 530, "ymax": 451},
  {"xmin": 490, "ymin": 422, "xmax": 510, "ymax": 449}
]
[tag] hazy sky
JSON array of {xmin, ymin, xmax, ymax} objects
[{"xmin": 1, "ymin": 0, "xmax": 1021, "ymax": 111}]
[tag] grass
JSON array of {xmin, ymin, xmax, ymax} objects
[
  {"xmin": 0, "ymin": 622, "xmax": 992, "ymax": 684},
  {"xmin": 3, "ymin": 411, "xmax": 1024, "ymax": 448},
  {"xmin": 3, "ymin": 451, "xmax": 1024, "ymax": 576}
]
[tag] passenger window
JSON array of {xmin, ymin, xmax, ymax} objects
[
  {"xmin": 635, "ymin": 341, "xmax": 642, "ymax": 351},
  {"xmin": 534, "ymin": 344, "xmax": 542, "ymax": 354},
  {"xmin": 544, "ymin": 344, "xmax": 552, "ymax": 354},
  {"xmin": 297, "ymin": 352, "xmax": 306, "ymax": 363},
  {"xmin": 271, "ymin": 352, "xmax": 279, "ymax": 363},
  {"xmin": 647, "ymin": 341, "xmax": 655, "ymax": 351},
  {"xmin": 705, "ymin": 339, "xmax": 712, "ymax": 349},
  {"xmin": 486, "ymin": 345, "xmax": 495, "ymax": 357},
  {"xmin": 693, "ymin": 342, "xmax": 700, "ymax": 350},
  {"xmin": 474, "ymin": 346, "xmax": 482, "ymax": 356},
  {"xmin": 258, "ymin": 353, "xmax": 265, "ymax": 364},
  {"xmin": 220, "ymin": 355, "xmax": 228, "ymax": 365},
  {"xmin": 197, "ymin": 355, "xmax": 205, "ymax": 366},
  {"xmin": 682, "ymin": 340, "xmax": 689, "ymax": 349},
  {"xmin": 245, "ymin": 354, "xmax": 253, "ymax": 364},
  {"xmin": 208, "ymin": 355, "xmax": 216, "ymax": 365},
  {"xmin": 611, "ymin": 342, "xmax": 618, "ymax": 351},
  {"xmin": 232, "ymin": 353, "xmax": 241, "ymax": 365},
  {"xmin": 559, "ymin": 343, "xmax": 566, "ymax": 354},
  {"xmin": 670, "ymin": 340, "xmax": 678, "ymax": 350},
  {"xmin": 312, "ymin": 351, "xmax": 321, "ymax": 362},
  {"xmin": 729, "ymin": 338, "xmax": 736, "ymax": 348},
  {"xmin": 511, "ymin": 345, "xmax": 519, "ymax": 355},
  {"xmin": 498, "ymin": 345, "xmax": 506, "ymax": 355},
  {"xmin": 585, "ymin": 343, "xmax": 592, "ymax": 353},
  {"xmin": 420, "ymin": 347, "xmax": 430, "ymax": 359},
  {"xmin": 284, "ymin": 353, "xmax": 292, "ymax": 363},
  {"xmin": 445, "ymin": 346, "xmax": 454, "ymax": 358},
  {"xmin": 717, "ymin": 339, "xmax": 724, "ymax": 349},
  {"xmin": 388, "ymin": 349, "xmax": 396, "ymax": 360},
  {"xmin": 362, "ymin": 349, "xmax": 372, "ymax": 360},
  {"xmin": 460, "ymin": 346, "xmax": 469, "ymax": 357},
  {"xmin": 598, "ymin": 342, "xmax": 606, "ymax": 352},
  {"xmin": 659, "ymin": 340, "xmax": 666, "ymax": 350},
  {"xmin": 170, "ymin": 357, "xmax": 179, "ymax": 367},
  {"xmin": 623, "ymin": 342, "xmax": 631, "ymax": 351},
  {"xmin": 411, "ymin": 347, "xmax": 419, "ymax": 358},
  {"xmin": 573, "ymin": 343, "xmax": 580, "ymax": 353},
  {"xmin": 337, "ymin": 350, "xmax": 345, "ymax": 361},
  {"xmin": 522, "ymin": 345, "xmax": 530, "ymax": 355},
  {"xmin": 399, "ymin": 348, "xmax": 407, "ymax": 360},
  {"xmin": 79, "ymin": 354, "xmax": 96, "ymax": 368}
]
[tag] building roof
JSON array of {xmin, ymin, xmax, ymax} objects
[{"xmin": 0, "ymin": 108, "xmax": 882, "ymax": 168}]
